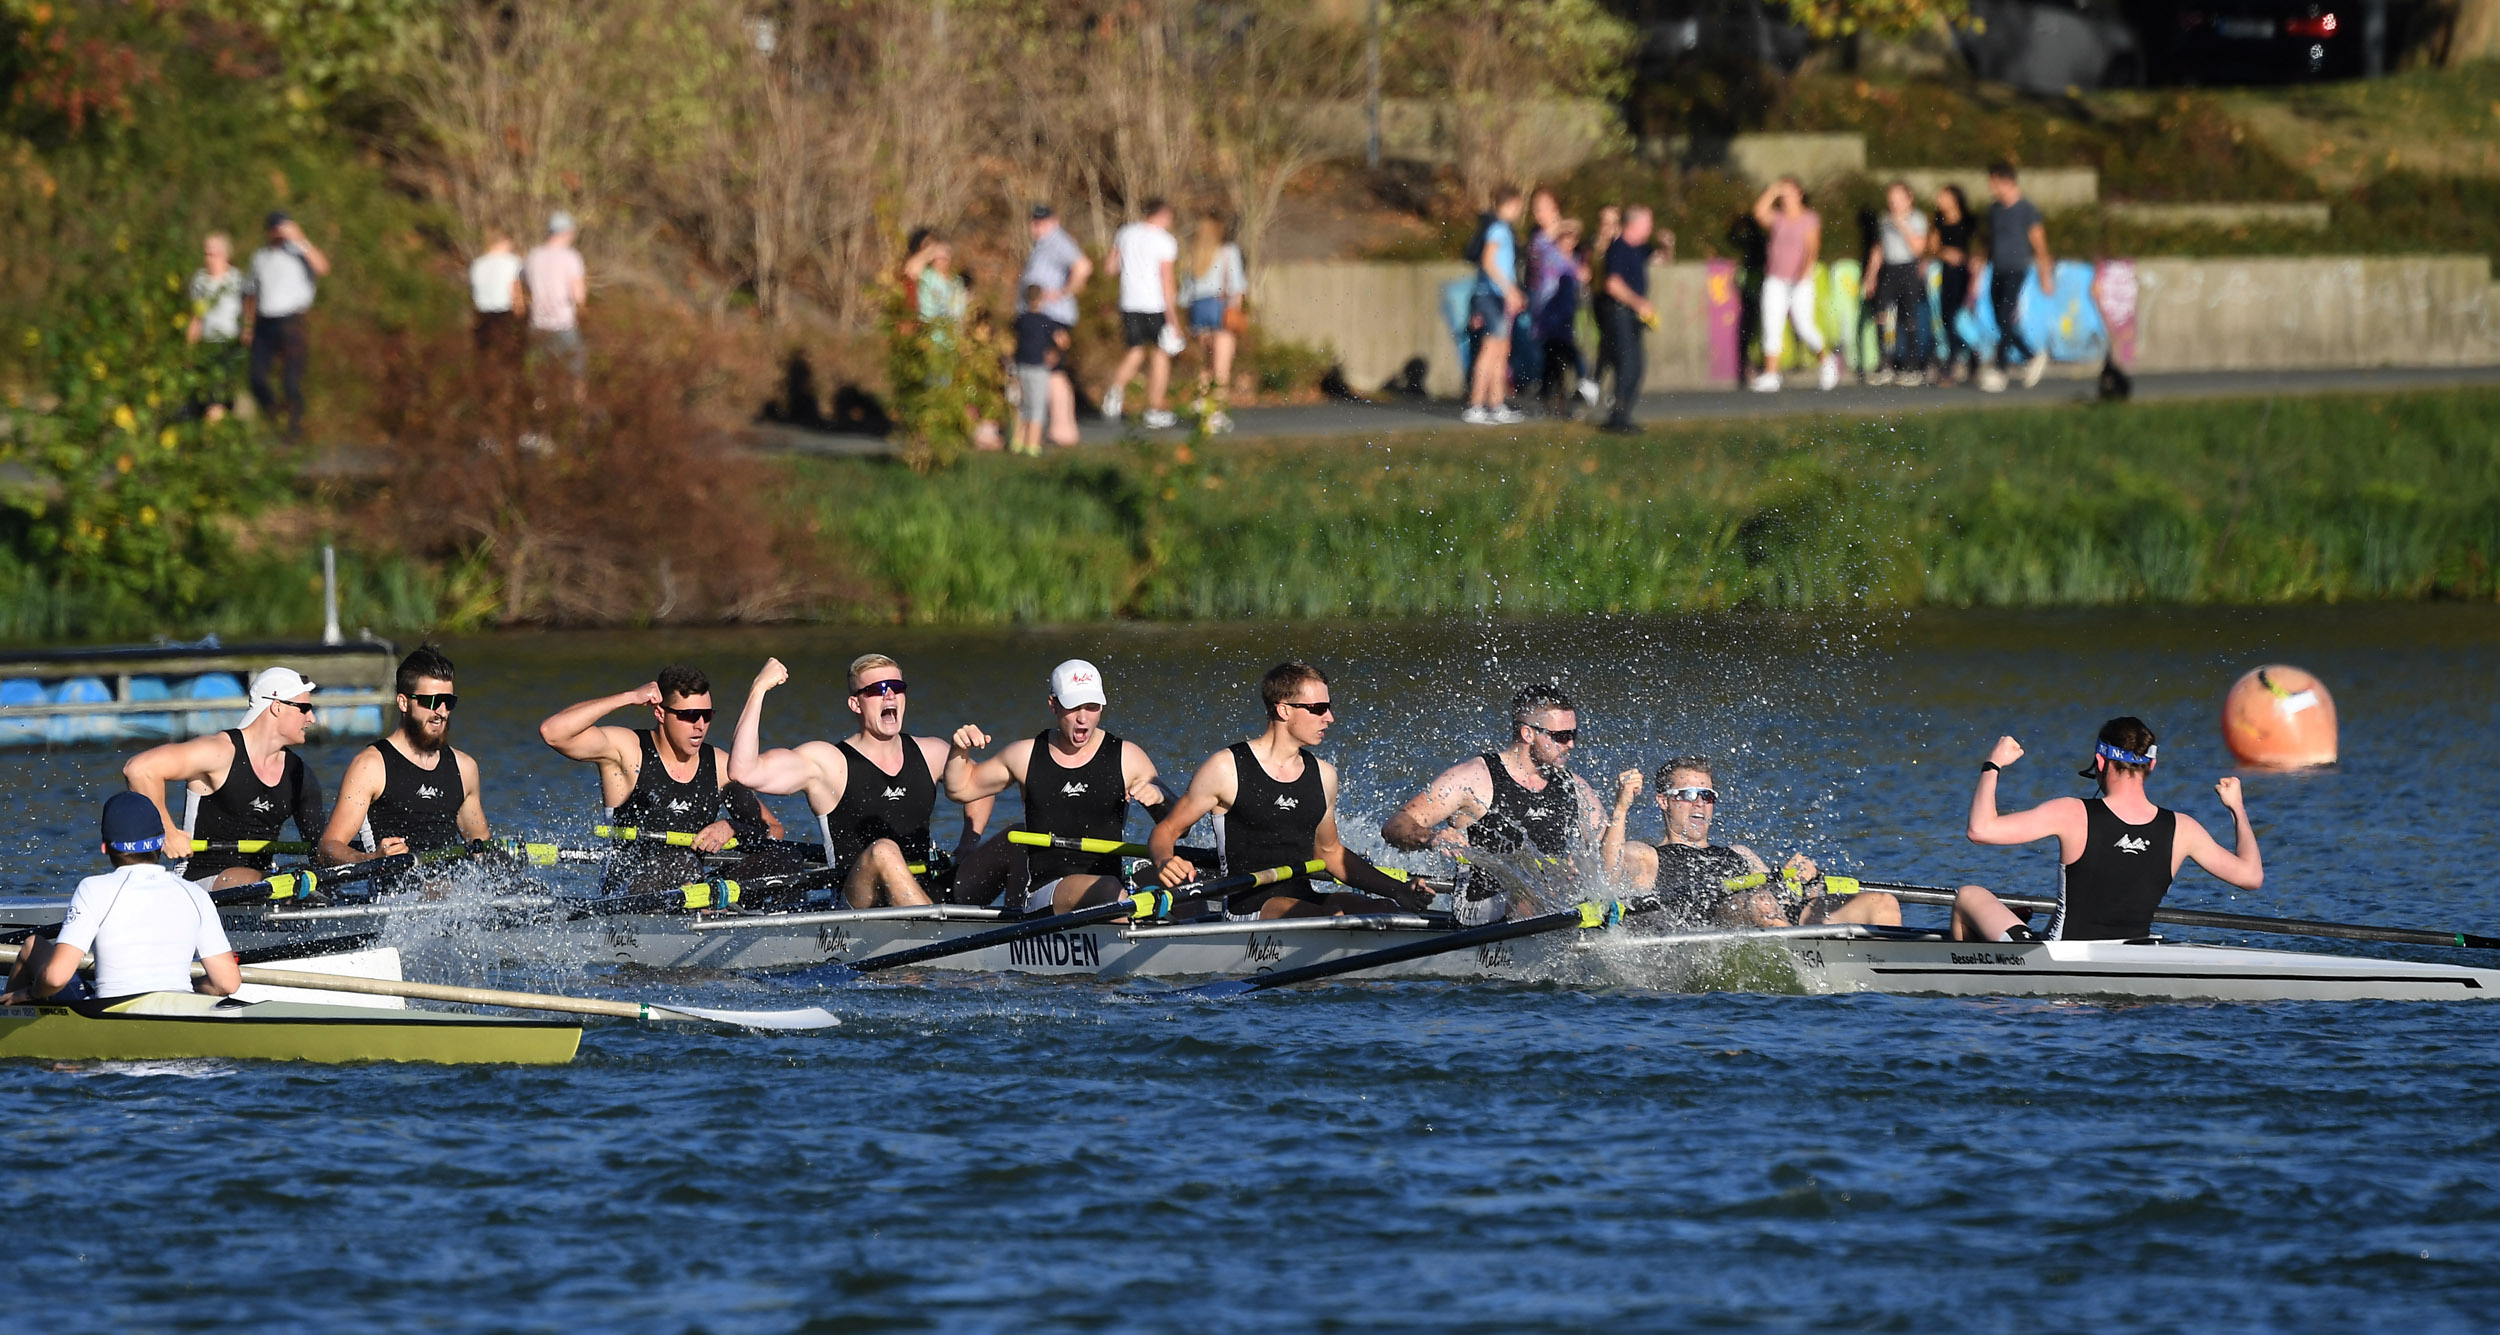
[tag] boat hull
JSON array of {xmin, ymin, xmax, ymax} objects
[{"xmin": 0, "ymin": 993, "xmax": 580, "ymax": 1064}]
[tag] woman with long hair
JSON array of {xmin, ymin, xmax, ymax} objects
[
  {"xmin": 1179, "ymin": 214, "xmax": 1248, "ymax": 433},
  {"xmin": 1932, "ymin": 186, "xmax": 1980, "ymax": 385}
]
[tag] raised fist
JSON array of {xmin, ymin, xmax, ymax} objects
[
  {"xmin": 633, "ymin": 681, "xmax": 663, "ymax": 707},
  {"xmin": 755, "ymin": 657, "xmax": 790, "ymax": 691},
  {"xmin": 1988, "ymin": 735, "xmax": 2025, "ymax": 768},
  {"xmin": 2214, "ymin": 775, "xmax": 2244, "ymax": 812},
  {"xmin": 951, "ymin": 723, "xmax": 991, "ymax": 752},
  {"xmin": 1614, "ymin": 768, "xmax": 1644, "ymax": 807}
]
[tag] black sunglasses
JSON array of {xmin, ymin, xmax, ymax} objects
[
  {"xmin": 268, "ymin": 698, "xmax": 317, "ymax": 717},
  {"xmin": 660, "ymin": 705, "xmax": 714, "ymax": 723},
  {"xmin": 1281, "ymin": 700, "xmax": 1333, "ymax": 716},
  {"xmin": 1529, "ymin": 725, "xmax": 1577, "ymax": 744},
  {"xmin": 1664, "ymin": 785, "xmax": 1719, "ymax": 804},
  {"xmin": 404, "ymin": 692, "xmax": 458, "ymax": 712},
  {"xmin": 852, "ymin": 679, "xmax": 908, "ymax": 698}
]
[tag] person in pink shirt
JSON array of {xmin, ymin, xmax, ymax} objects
[
  {"xmin": 525, "ymin": 211, "xmax": 589, "ymax": 399},
  {"xmin": 1748, "ymin": 178, "xmax": 1839, "ymax": 393}
]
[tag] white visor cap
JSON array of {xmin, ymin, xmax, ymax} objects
[
  {"xmin": 241, "ymin": 665, "xmax": 319, "ymax": 727},
  {"xmin": 1049, "ymin": 659, "xmax": 1106, "ymax": 709}
]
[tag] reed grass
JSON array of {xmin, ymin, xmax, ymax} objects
[{"xmin": 788, "ymin": 388, "xmax": 2500, "ymax": 623}]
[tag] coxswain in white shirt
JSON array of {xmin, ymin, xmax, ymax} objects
[{"xmin": 2, "ymin": 793, "xmax": 240, "ymax": 1003}]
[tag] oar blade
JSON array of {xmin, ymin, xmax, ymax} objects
[{"xmin": 644, "ymin": 1003, "xmax": 843, "ymax": 1030}]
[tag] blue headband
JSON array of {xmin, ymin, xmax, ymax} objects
[
  {"xmin": 2096, "ymin": 741, "xmax": 2156, "ymax": 767},
  {"xmin": 107, "ymin": 835, "xmax": 165, "ymax": 854}
]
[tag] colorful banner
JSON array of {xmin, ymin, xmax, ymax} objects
[{"xmin": 2094, "ymin": 259, "xmax": 2139, "ymax": 369}]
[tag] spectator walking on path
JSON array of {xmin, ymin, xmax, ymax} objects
[
  {"xmin": 1103, "ymin": 199, "xmax": 1182, "ymax": 430},
  {"xmin": 1749, "ymin": 178, "xmax": 1838, "ymax": 394},
  {"xmin": 1179, "ymin": 214, "xmax": 1247, "ymax": 434},
  {"xmin": 1462, "ymin": 186, "xmax": 1527, "ymax": 426},
  {"xmin": 1932, "ymin": 185, "xmax": 1980, "ymax": 385},
  {"xmin": 468, "ymin": 230, "xmax": 527, "ymax": 364},
  {"xmin": 525, "ymin": 211, "xmax": 589, "ymax": 399},
  {"xmin": 243, "ymin": 211, "xmax": 330, "ymax": 442},
  {"xmin": 1589, "ymin": 204, "xmax": 1623, "ymax": 410},
  {"xmin": 1011, "ymin": 285, "xmax": 1067, "ymax": 458},
  {"xmin": 1982, "ymin": 163, "xmax": 2054, "ymax": 393},
  {"xmin": 1020, "ymin": 205, "xmax": 1092, "ymax": 447},
  {"xmin": 186, "ymin": 231, "xmax": 246, "ymax": 422},
  {"xmin": 1532, "ymin": 219, "xmax": 1590, "ymax": 413},
  {"xmin": 1599, "ymin": 206, "xmax": 1661, "ymax": 435},
  {"xmin": 1861, "ymin": 181, "xmax": 1935, "ymax": 386}
]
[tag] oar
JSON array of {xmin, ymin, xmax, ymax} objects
[
  {"xmin": 1820, "ymin": 876, "xmax": 2500, "ymax": 951},
  {"xmin": 1174, "ymin": 895, "xmax": 1663, "ymax": 999},
  {"xmin": 210, "ymin": 854, "xmax": 415, "ymax": 906},
  {"xmin": 0, "ymin": 943, "xmax": 839, "ymax": 1030},
  {"xmin": 593, "ymin": 825, "xmax": 830, "ymax": 861},
  {"xmin": 850, "ymin": 860, "xmax": 1326, "ymax": 974},
  {"xmin": 186, "ymin": 839, "xmax": 313, "ymax": 855},
  {"xmin": 1009, "ymin": 830, "xmax": 1221, "ymax": 865}
]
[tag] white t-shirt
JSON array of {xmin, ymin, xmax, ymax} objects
[
  {"xmin": 247, "ymin": 244, "xmax": 319, "ymax": 318},
  {"xmin": 55, "ymin": 863, "xmax": 233, "ymax": 999},
  {"xmin": 524, "ymin": 243, "xmax": 586, "ymax": 331},
  {"xmin": 469, "ymin": 251, "xmax": 524, "ymax": 313},
  {"xmin": 1113, "ymin": 222, "xmax": 1178, "ymax": 314},
  {"xmin": 189, "ymin": 268, "xmax": 245, "ymax": 341}
]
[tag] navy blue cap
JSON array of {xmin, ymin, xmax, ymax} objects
[{"xmin": 101, "ymin": 791, "xmax": 164, "ymax": 854}]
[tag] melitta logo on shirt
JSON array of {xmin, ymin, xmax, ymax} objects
[
  {"xmin": 249, "ymin": 797, "xmax": 276, "ymax": 813},
  {"xmin": 1061, "ymin": 782, "xmax": 1089, "ymax": 796},
  {"xmin": 881, "ymin": 786, "xmax": 909, "ymax": 800},
  {"xmin": 2114, "ymin": 834, "xmax": 2152, "ymax": 854},
  {"xmin": 1274, "ymin": 796, "xmax": 1299, "ymax": 810},
  {"xmin": 666, "ymin": 798, "xmax": 695, "ymax": 814},
  {"xmin": 416, "ymin": 784, "xmax": 443, "ymax": 800}
]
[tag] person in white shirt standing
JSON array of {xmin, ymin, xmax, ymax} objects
[
  {"xmin": 243, "ymin": 210, "xmax": 332, "ymax": 442},
  {"xmin": 525, "ymin": 211, "xmax": 589, "ymax": 401},
  {"xmin": 186, "ymin": 231, "xmax": 246, "ymax": 422},
  {"xmin": 2, "ymin": 793, "xmax": 240, "ymax": 1003},
  {"xmin": 468, "ymin": 230, "xmax": 528, "ymax": 367},
  {"xmin": 1102, "ymin": 199, "xmax": 1182, "ymax": 431}
]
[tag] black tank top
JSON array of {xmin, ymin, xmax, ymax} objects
[
  {"xmin": 823, "ymin": 736, "xmax": 935, "ymax": 871},
  {"xmin": 1021, "ymin": 730, "xmax": 1128, "ymax": 886},
  {"xmin": 185, "ymin": 729, "xmax": 324, "ymax": 879},
  {"xmin": 601, "ymin": 731, "xmax": 774, "ymax": 893},
  {"xmin": 1218, "ymin": 741, "xmax": 1324, "ymax": 878},
  {"xmin": 1653, "ymin": 843, "xmax": 1755, "ymax": 909},
  {"xmin": 2056, "ymin": 799, "xmax": 2178, "ymax": 940},
  {"xmin": 366, "ymin": 738, "xmax": 466, "ymax": 853},
  {"xmin": 1470, "ymin": 751, "xmax": 1577, "ymax": 855}
]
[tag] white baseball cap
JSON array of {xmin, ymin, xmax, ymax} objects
[
  {"xmin": 241, "ymin": 665, "xmax": 319, "ymax": 726},
  {"xmin": 1048, "ymin": 659, "xmax": 1106, "ymax": 709}
]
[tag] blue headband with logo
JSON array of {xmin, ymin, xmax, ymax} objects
[
  {"xmin": 106, "ymin": 834, "xmax": 165, "ymax": 854},
  {"xmin": 2096, "ymin": 741, "xmax": 2157, "ymax": 767}
]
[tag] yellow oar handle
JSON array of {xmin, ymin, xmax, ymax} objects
[
  {"xmin": 596, "ymin": 824, "xmax": 742, "ymax": 851},
  {"xmin": 1237, "ymin": 859, "xmax": 1328, "ymax": 889},
  {"xmin": 1721, "ymin": 872, "xmax": 1768, "ymax": 892},
  {"xmin": 1123, "ymin": 889, "xmax": 1173, "ymax": 921},
  {"xmin": 1008, "ymin": 830, "xmax": 1143, "ymax": 855},
  {"xmin": 196, "ymin": 839, "xmax": 313, "ymax": 854},
  {"xmin": 675, "ymin": 862, "xmax": 930, "ymax": 911}
]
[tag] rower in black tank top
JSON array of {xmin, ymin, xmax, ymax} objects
[
  {"xmin": 365, "ymin": 738, "xmax": 466, "ymax": 853},
  {"xmin": 1020, "ymin": 730, "xmax": 1128, "ymax": 887},
  {"xmin": 1217, "ymin": 740, "xmax": 1324, "ymax": 913},
  {"xmin": 1469, "ymin": 752, "xmax": 1577, "ymax": 856},
  {"xmin": 184, "ymin": 729, "xmax": 325, "ymax": 880},
  {"xmin": 602, "ymin": 730, "xmax": 773, "ymax": 893},
  {"xmin": 823, "ymin": 736, "xmax": 935, "ymax": 874},
  {"xmin": 2054, "ymin": 798, "xmax": 2178, "ymax": 940}
]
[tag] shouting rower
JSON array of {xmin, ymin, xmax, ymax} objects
[
  {"xmin": 537, "ymin": 664, "xmax": 788, "ymax": 895},
  {"xmin": 1603, "ymin": 756, "xmax": 1900, "ymax": 927},
  {"xmin": 120, "ymin": 666, "xmax": 326, "ymax": 891},
  {"xmin": 2, "ymin": 793, "xmax": 240, "ymax": 1004},
  {"xmin": 1149, "ymin": 661, "xmax": 1426, "ymax": 918},
  {"xmin": 945, "ymin": 658, "xmax": 1171, "ymax": 916},
  {"xmin": 1951, "ymin": 719, "xmax": 2262, "ymax": 942},
  {"xmin": 319, "ymin": 645, "xmax": 490, "ymax": 864},
  {"xmin": 1381, "ymin": 684, "xmax": 1602, "ymax": 860},
  {"xmin": 729, "ymin": 653, "xmax": 991, "ymax": 909}
]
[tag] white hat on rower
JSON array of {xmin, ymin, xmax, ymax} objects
[
  {"xmin": 240, "ymin": 665, "xmax": 319, "ymax": 727},
  {"xmin": 1048, "ymin": 659, "xmax": 1106, "ymax": 709}
]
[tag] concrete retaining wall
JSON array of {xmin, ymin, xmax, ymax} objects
[{"xmin": 1255, "ymin": 255, "xmax": 2500, "ymax": 393}]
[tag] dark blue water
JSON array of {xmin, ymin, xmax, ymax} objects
[{"xmin": 3, "ymin": 608, "xmax": 2496, "ymax": 1332}]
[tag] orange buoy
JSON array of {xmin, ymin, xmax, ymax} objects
[{"xmin": 2222, "ymin": 665, "xmax": 2338, "ymax": 768}]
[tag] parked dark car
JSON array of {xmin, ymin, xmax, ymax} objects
[
  {"xmin": 2158, "ymin": 0, "xmax": 2370, "ymax": 81},
  {"xmin": 1959, "ymin": 0, "xmax": 2148, "ymax": 92}
]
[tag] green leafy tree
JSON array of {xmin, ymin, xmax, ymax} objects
[{"xmin": 1772, "ymin": 0, "xmax": 1969, "ymax": 41}]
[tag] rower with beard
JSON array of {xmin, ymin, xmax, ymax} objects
[
  {"xmin": 1602, "ymin": 756, "xmax": 1900, "ymax": 927},
  {"xmin": 1381, "ymin": 684, "xmax": 1603, "ymax": 886},
  {"xmin": 729, "ymin": 653, "xmax": 992, "ymax": 909},
  {"xmin": 945, "ymin": 659, "xmax": 1172, "ymax": 916},
  {"xmin": 121, "ymin": 666, "xmax": 327, "ymax": 891},
  {"xmin": 1148, "ymin": 661, "xmax": 1427, "ymax": 919},
  {"xmin": 537, "ymin": 663, "xmax": 789, "ymax": 896},
  {"xmin": 1950, "ymin": 719, "xmax": 2262, "ymax": 942},
  {"xmin": 318, "ymin": 644, "xmax": 491, "ymax": 865}
]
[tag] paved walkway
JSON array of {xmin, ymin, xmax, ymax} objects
[{"xmin": 737, "ymin": 363, "xmax": 2500, "ymax": 459}]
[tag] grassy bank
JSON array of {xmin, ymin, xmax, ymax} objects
[{"xmin": 785, "ymin": 389, "xmax": 2500, "ymax": 623}]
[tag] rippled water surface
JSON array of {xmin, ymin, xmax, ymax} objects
[{"xmin": 3, "ymin": 608, "xmax": 2497, "ymax": 1332}]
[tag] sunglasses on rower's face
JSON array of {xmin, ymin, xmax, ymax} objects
[
  {"xmin": 660, "ymin": 705, "xmax": 714, "ymax": 723},
  {"xmin": 1529, "ymin": 725, "xmax": 1578, "ymax": 745},
  {"xmin": 852, "ymin": 679, "xmax": 908, "ymax": 698},
  {"xmin": 404, "ymin": 692, "xmax": 458, "ymax": 712},
  {"xmin": 269, "ymin": 698, "xmax": 316, "ymax": 717},
  {"xmin": 1281, "ymin": 699, "xmax": 1333, "ymax": 716},
  {"xmin": 1664, "ymin": 786, "xmax": 1719, "ymax": 805}
]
